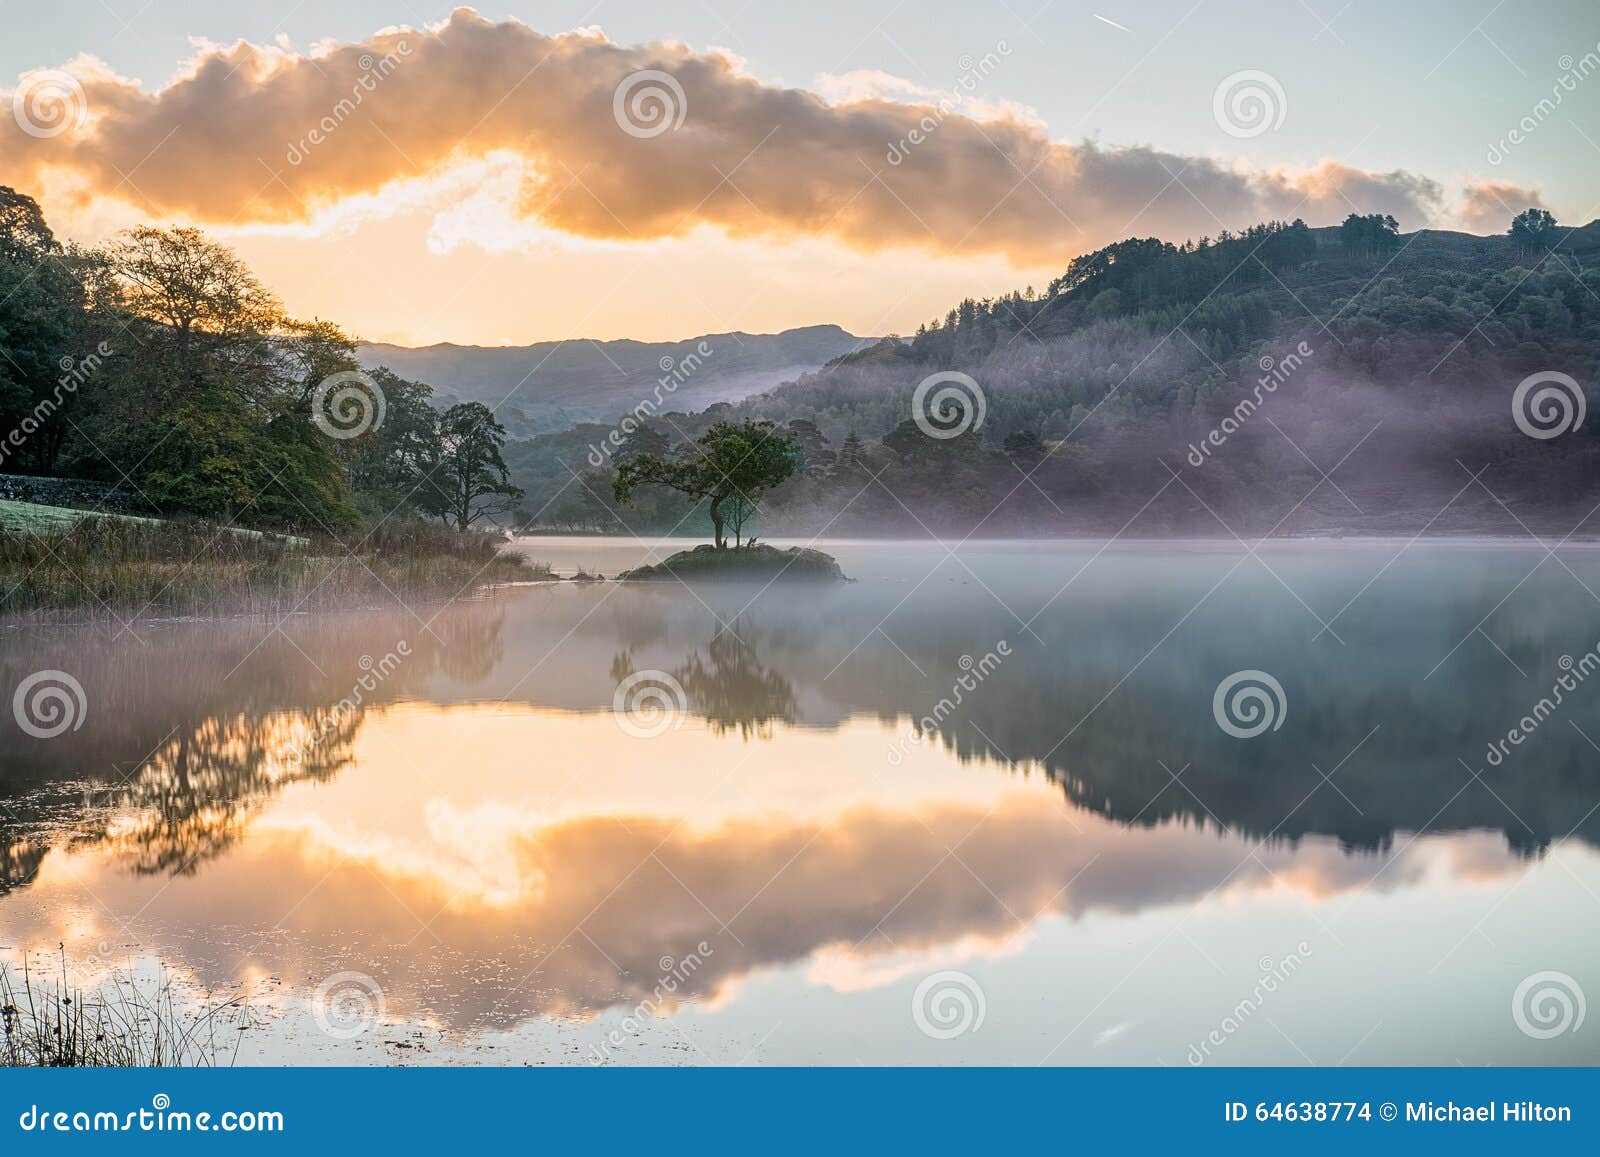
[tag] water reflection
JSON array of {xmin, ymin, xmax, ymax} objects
[
  {"xmin": 1, "ymin": 610, "xmax": 505, "ymax": 893},
  {"xmin": 660, "ymin": 622, "xmax": 797, "ymax": 738},
  {"xmin": 2, "ymin": 540, "xmax": 1597, "ymax": 1062},
  {"xmin": 2, "ymin": 718, "xmax": 1532, "ymax": 1033},
  {"xmin": 9, "ymin": 545, "xmax": 1595, "ymax": 859}
]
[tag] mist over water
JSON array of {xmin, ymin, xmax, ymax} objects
[{"xmin": 2, "ymin": 539, "xmax": 1597, "ymax": 1064}]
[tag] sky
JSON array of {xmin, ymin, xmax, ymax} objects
[{"xmin": 3, "ymin": 0, "xmax": 1597, "ymax": 346}]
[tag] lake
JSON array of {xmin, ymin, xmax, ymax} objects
[{"xmin": 2, "ymin": 537, "xmax": 1596, "ymax": 1065}]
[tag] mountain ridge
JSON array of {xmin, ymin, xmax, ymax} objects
[{"xmin": 358, "ymin": 324, "xmax": 870, "ymax": 436}]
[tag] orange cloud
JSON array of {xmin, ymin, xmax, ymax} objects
[
  {"xmin": 9, "ymin": 790, "xmax": 1522, "ymax": 1032},
  {"xmin": 4, "ymin": 7, "xmax": 1446, "ymax": 263},
  {"xmin": 1457, "ymin": 179, "xmax": 1547, "ymax": 233}
]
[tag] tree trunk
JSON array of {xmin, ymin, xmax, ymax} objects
[{"xmin": 708, "ymin": 493, "xmax": 726, "ymax": 549}]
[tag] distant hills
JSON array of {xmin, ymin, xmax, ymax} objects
[{"xmin": 358, "ymin": 324, "xmax": 870, "ymax": 436}]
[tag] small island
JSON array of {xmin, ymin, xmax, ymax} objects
[
  {"xmin": 610, "ymin": 418, "xmax": 848, "ymax": 582},
  {"xmin": 618, "ymin": 542, "xmax": 846, "ymax": 582}
]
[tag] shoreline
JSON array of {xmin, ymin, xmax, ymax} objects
[
  {"xmin": 513, "ymin": 531, "xmax": 1600, "ymax": 548},
  {"xmin": 8, "ymin": 531, "xmax": 1597, "ymax": 626},
  {"xmin": 1, "ymin": 514, "xmax": 550, "ymax": 625}
]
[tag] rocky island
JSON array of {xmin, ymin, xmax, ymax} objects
[{"xmin": 617, "ymin": 543, "xmax": 848, "ymax": 582}]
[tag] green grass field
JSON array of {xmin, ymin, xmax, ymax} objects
[
  {"xmin": 0, "ymin": 498, "xmax": 160, "ymax": 532},
  {"xmin": 0, "ymin": 499, "xmax": 307, "ymax": 543}
]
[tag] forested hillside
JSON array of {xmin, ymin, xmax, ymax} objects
[{"xmin": 516, "ymin": 212, "xmax": 1600, "ymax": 538}]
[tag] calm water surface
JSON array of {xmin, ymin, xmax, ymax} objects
[{"xmin": 2, "ymin": 538, "xmax": 1597, "ymax": 1065}]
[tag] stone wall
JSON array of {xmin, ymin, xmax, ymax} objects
[{"xmin": 0, "ymin": 474, "xmax": 153, "ymax": 514}]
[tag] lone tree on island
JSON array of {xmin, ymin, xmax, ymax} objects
[{"xmin": 613, "ymin": 419, "xmax": 799, "ymax": 548}]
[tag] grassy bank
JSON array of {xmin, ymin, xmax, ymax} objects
[
  {"xmin": 1, "ymin": 514, "xmax": 548, "ymax": 620},
  {"xmin": 0, "ymin": 497, "xmax": 160, "ymax": 533}
]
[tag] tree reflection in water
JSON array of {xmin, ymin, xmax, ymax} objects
[
  {"xmin": 1, "ymin": 549, "xmax": 1598, "ymax": 1060},
  {"xmin": 7, "ymin": 542, "xmax": 1600, "ymax": 909},
  {"xmin": 0, "ymin": 605, "xmax": 507, "ymax": 892},
  {"xmin": 612, "ymin": 620, "xmax": 797, "ymax": 740}
]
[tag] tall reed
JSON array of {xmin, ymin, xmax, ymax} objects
[
  {"xmin": 0, "ymin": 955, "xmax": 246, "ymax": 1067},
  {"xmin": 0, "ymin": 516, "xmax": 547, "ymax": 619}
]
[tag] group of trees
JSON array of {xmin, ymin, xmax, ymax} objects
[
  {"xmin": 1509, "ymin": 207, "xmax": 1560, "ymax": 254},
  {"xmin": 901, "ymin": 219, "xmax": 1320, "ymax": 366},
  {"xmin": 0, "ymin": 188, "xmax": 520, "ymax": 533},
  {"xmin": 1336, "ymin": 212, "xmax": 1401, "ymax": 256},
  {"xmin": 894, "ymin": 211, "xmax": 1508, "ymax": 368}
]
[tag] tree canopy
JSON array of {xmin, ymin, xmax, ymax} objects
[
  {"xmin": 613, "ymin": 419, "xmax": 799, "ymax": 547},
  {"xmin": 0, "ymin": 190, "xmax": 526, "ymax": 536},
  {"xmin": 1509, "ymin": 207, "xmax": 1559, "ymax": 254},
  {"xmin": 420, "ymin": 402, "xmax": 524, "ymax": 529}
]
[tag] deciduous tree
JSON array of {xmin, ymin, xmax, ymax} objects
[
  {"xmin": 613, "ymin": 419, "xmax": 798, "ymax": 548},
  {"xmin": 423, "ymin": 402, "xmax": 524, "ymax": 529}
]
